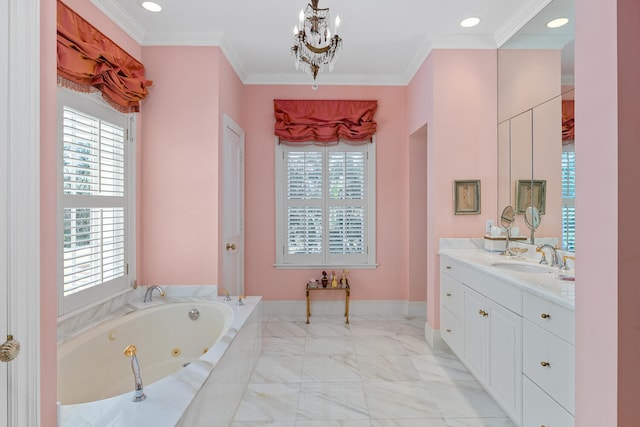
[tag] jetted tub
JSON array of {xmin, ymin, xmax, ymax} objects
[
  {"xmin": 58, "ymin": 301, "xmax": 233, "ymax": 405},
  {"xmin": 58, "ymin": 296, "xmax": 262, "ymax": 426}
]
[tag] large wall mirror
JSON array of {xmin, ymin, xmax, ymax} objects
[{"xmin": 497, "ymin": 0, "xmax": 575, "ymax": 251}]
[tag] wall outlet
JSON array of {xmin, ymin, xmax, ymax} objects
[{"xmin": 486, "ymin": 219, "xmax": 494, "ymax": 233}]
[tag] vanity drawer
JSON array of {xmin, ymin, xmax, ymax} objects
[
  {"xmin": 523, "ymin": 375, "xmax": 575, "ymax": 427},
  {"xmin": 441, "ymin": 257, "xmax": 475, "ymax": 287},
  {"xmin": 441, "ymin": 272, "xmax": 464, "ymax": 317},
  {"xmin": 523, "ymin": 320, "xmax": 575, "ymax": 414},
  {"xmin": 523, "ymin": 292, "xmax": 575, "ymax": 345},
  {"xmin": 441, "ymin": 306, "xmax": 463, "ymax": 356}
]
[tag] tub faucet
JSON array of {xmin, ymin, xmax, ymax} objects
[
  {"xmin": 123, "ymin": 344, "xmax": 146, "ymax": 402},
  {"xmin": 536, "ymin": 244, "xmax": 560, "ymax": 267},
  {"xmin": 144, "ymin": 285, "xmax": 165, "ymax": 303}
]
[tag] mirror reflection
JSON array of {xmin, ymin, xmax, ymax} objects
[{"xmin": 497, "ymin": 0, "xmax": 575, "ymax": 251}]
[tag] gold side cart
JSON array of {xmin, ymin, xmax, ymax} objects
[{"xmin": 306, "ymin": 283, "xmax": 350, "ymax": 324}]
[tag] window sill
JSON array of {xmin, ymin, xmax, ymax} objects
[{"xmin": 273, "ymin": 263, "xmax": 378, "ymax": 270}]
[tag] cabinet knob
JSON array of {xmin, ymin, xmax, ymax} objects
[
  {"xmin": 446, "ymin": 293, "xmax": 452, "ymax": 297},
  {"xmin": 445, "ymin": 328, "xmax": 452, "ymax": 332},
  {"xmin": 478, "ymin": 309, "xmax": 489, "ymax": 317},
  {"xmin": 540, "ymin": 361, "xmax": 550, "ymax": 367},
  {"xmin": 446, "ymin": 266, "xmax": 452, "ymax": 269},
  {"xmin": 540, "ymin": 313, "xmax": 551, "ymax": 319}
]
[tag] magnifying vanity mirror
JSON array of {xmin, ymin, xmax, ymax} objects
[
  {"xmin": 500, "ymin": 205, "xmax": 516, "ymax": 256},
  {"xmin": 525, "ymin": 206, "xmax": 541, "ymax": 244},
  {"xmin": 497, "ymin": 0, "xmax": 575, "ymax": 251}
]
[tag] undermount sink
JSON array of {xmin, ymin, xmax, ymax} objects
[{"xmin": 491, "ymin": 261, "xmax": 555, "ymax": 274}]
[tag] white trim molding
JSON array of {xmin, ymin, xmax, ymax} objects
[{"xmin": 5, "ymin": 0, "xmax": 41, "ymax": 424}]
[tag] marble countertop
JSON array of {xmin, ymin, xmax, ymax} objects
[{"xmin": 439, "ymin": 238, "xmax": 575, "ymax": 310}]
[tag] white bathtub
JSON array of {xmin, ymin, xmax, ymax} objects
[{"xmin": 58, "ymin": 296, "xmax": 262, "ymax": 426}]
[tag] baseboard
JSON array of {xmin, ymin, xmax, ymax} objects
[
  {"xmin": 425, "ymin": 321, "xmax": 449, "ymax": 350},
  {"xmin": 262, "ymin": 299, "xmax": 427, "ymax": 319}
]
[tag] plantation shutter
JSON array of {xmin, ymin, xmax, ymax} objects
[
  {"xmin": 62, "ymin": 106, "xmax": 126, "ymax": 295},
  {"xmin": 279, "ymin": 143, "xmax": 374, "ymax": 266},
  {"xmin": 561, "ymin": 147, "xmax": 576, "ymax": 251}
]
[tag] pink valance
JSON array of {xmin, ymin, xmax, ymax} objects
[
  {"xmin": 274, "ymin": 99, "xmax": 377, "ymax": 146},
  {"xmin": 562, "ymin": 100, "xmax": 574, "ymax": 143},
  {"xmin": 57, "ymin": 1, "xmax": 152, "ymax": 113}
]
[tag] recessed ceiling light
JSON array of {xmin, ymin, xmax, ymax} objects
[
  {"xmin": 460, "ymin": 17, "xmax": 480, "ymax": 28},
  {"xmin": 547, "ymin": 17, "xmax": 569, "ymax": 28},
  {"xmin": 142, "ymin": 1, "xmax": 162, "ymax": 12}
]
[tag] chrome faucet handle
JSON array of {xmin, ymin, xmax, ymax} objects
[
  {"xmin": 223, "ymin": 289, "xmax": 231, "ymax": 302},
  {"xmin": 537, "ymin": 250, "xmax": 548, "ymax": 265},
  {"xmin": 236, "ymin": 295, "xmax": 245, "ymax": 306}
]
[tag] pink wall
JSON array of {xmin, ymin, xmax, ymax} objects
[
  {"xmin": 40, "ymin": 1, "xmax": 144, "ymax": 425},
  {"xmin": 408, "ymin": 49, "xmax": 498, "ymax": 329},
  {"xmin": 241, "ymin": 85, "xmax": 410, "ymax": 301},
  {"xmin": 576, "ymin": 0, "xmax": 640, "ymax": 424},
  {"xmin": 139, "ymin": 46, "xmax": 223, "ymax": 285},
  {"xmin": 409, "ymin": 125, "xmax": 428, "ymax": 303}
]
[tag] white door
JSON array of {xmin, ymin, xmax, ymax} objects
[{"xmin": 222, "ymin": 115, "xmax": 245, "ymax": 297}]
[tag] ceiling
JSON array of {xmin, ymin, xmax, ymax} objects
[{"xmin": 90, "ymin": 0, "xmax": 572, "ymax": 86}]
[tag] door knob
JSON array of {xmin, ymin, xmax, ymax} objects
[
  {"xmin": 225, "ymin": 243, "xmax": 236, "ymax": 251},
  {"xmin": 0, "ymin": 335, "xmax": 20, "ymax": 362}
]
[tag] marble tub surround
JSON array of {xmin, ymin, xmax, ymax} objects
[
  {"xmin": 229, "ymin": 314, "xmax": 516, "ymax": 426},
  {"xmin": 439, "ymin": 238, "xmax": 575, "ymax": 308},
  {"xmin": 57, "ymin": 285, "xmax": 219, "ymax": 342},
  {"xmin": 58, "ymin": 295, "xmax": 262, "ymax": 427}
]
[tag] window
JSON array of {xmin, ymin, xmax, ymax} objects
[
  {"xmin": 561, "ymin": 144, "xmax": 575, "ymax": 251},
  {"xmin": 58, "ymin": 89, "xmax": 135, "ymax": 315},
  {"xmin": 275, "ymin": 140, "xmax": 376, "ymax": 268}
]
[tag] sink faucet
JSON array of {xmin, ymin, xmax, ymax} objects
[
  {"xmin": 143, "ymin": 285, "xmax": 165, "ymax": 303},
  {"xmin": 536, "ymin": 244, "xmax": 560, "ymax": 267}
]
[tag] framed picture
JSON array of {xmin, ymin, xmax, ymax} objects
[
  {"xmin": 515, "ymin": 179, "xmax": 546, "ymax": 215},
  {"xmin": 454, "ymin": 180, "xmax": 481, "ymax": 215}
]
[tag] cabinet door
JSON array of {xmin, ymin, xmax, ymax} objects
[
  {"xmin": 463, "ymin": 288, "xmax": 488, "ymax": 381},
  {"xmin": 488, "ymin": 301, "xmax": 522, "ymax": 424}
]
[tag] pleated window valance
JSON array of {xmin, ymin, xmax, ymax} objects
[
  {"xmin": 57, "ymin": 1, "xmax": 152, "ymax": 113},
  {"xmin": 562, "ymin": 100, "xmax": 574, "ymax": 143},
  {"xmin": 274, "ymin": 99, "xmax": 377, "ymax": 146}
]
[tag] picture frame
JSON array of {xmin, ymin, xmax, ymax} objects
[
  {"xmin": 454, "ymin": 180, "xmax": 481, "ymax": 215},
  {"xmin": 515, "ymin": 179, "xmax": 546, "ymax": 215}
]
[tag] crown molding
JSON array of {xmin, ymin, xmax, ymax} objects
[
  {"xmin": 90, "ymin": 0, "xmax": 145, "ymax": 44},
  {"xmin": 494, "ymin": 0, "xmax": 553, "ymax": 47},
  {"xmin": 141, "ymin": 31, "xmax": 225, "ymax": 46}
]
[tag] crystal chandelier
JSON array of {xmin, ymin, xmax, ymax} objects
[{"xmin": 291, "ymin": 0, "xmax": 342, "ymax": 82}]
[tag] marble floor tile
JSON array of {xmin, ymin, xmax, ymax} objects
[
  {"xmin": 363, "ymin": 381, "xmax": 442, "ymax": 420},
  {"xmin": 250, "ymin": 355, "xmax": 304, "ymax": 383},
  {"xmin": 427, "ymin": 381, "xmax": 507, "ymax": 418},
  {"xmin": 263, "ymin": 321, "xmax": 308, "ymax": 337},
  {"xmin": 395, "ymin": 335, "xmax": 449, "ymax": 356},
  {"xmin": 302, "ymin": 355, "xmax": 362, "ymax": 382},
  {"xmin": 357, "ymin": 355, "xmax": 421, "ymax": 382},
  {"xmin": 296, "ymin": 420, "xmax": 373, "ymax": 427},
  {"xmin": 233, "ymin": 383, "xmax": 301, "ymax": 422},
  {"xmin": 231, "ymin": 422, "xmax": 296, "ymax": 427},
  {"xmin": 305, "ymin": 335, "xmax": 355, "ymax": 355},
  {"xmin": 348, "ymin": 319, "xmax": 395, "ymax": 336},
  {"xmin": 352, "ymin": 335, "xmax": 407, "ymax": 355},
  {"xmin": 445, "ymin": 418, "xmax": 516, "ymax": 427},
  {"xmin": 371, "ymin": 419, "xmax": 449, "ymax": 427},
  {"xmin": 261, "ymin": 336, "xmax": 306, "ymax": 357},
  {"xmin": 410, "ymin": 354, "xmax": 475, "ymax": 381},
  {"xmin": 232, "ymin": 317, "xmax": 516, "ymax": 427},
  {"xmin": 297, "ymin": 382, "xmax": 369, "ymax": 420},
  {"xmin": 307, "ymin": 321, "xmax": 352, "ymax": 337}
]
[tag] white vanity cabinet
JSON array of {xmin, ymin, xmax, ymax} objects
[
  {"xmin": 522, "ymin": 292, "xmax": 575, "ymax": 426},
  {"xmin": 441, "ymin": 256, "xmax": 523, "ymax": 424}
]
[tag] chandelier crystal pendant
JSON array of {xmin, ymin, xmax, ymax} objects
[{"xmin": 291, "ymin": 0, "xmax": 342, "ymax": 82}]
